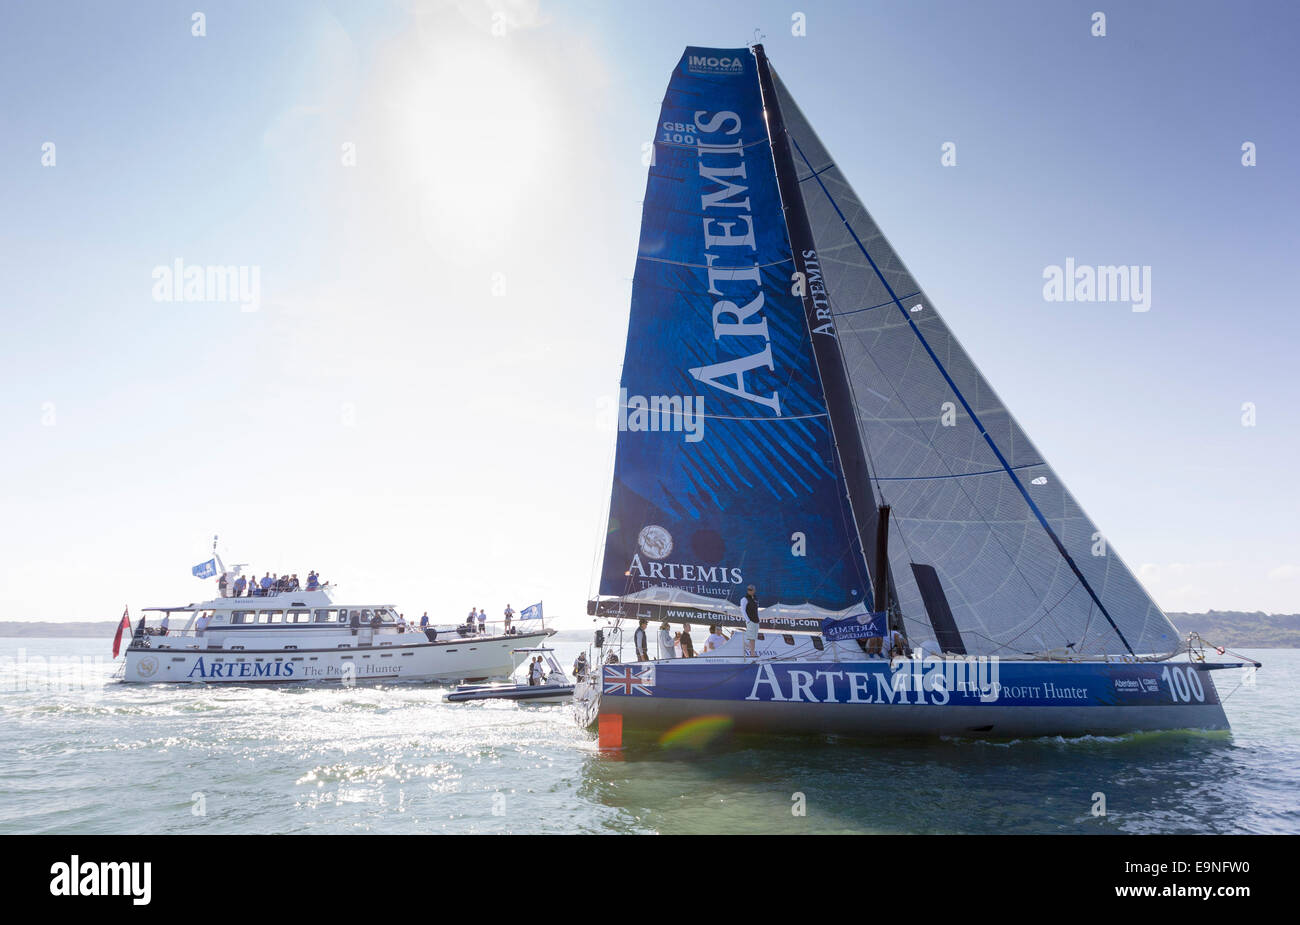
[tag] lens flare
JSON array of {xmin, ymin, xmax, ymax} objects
[{"xmin": 658, "ymin": 714, "xmax": 734, "ymax": 749}]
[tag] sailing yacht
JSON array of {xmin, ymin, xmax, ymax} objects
[{"xmin": 576, "ymin": 45, "xmax": 1256, "ymax": 742}]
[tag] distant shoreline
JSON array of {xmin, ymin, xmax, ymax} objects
[{"xmin": 2, "ymin": 611, "xmax": 1297, "ymax": 648}]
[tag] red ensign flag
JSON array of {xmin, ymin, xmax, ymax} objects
[{"xmin": 112, "ymin": 606, "xmax": 131, "ymax": 658}]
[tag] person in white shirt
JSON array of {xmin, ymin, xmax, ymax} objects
[
  {"xmin": 160, "ymin": 614, "xmax": 170, "ymax": 636},
  {"xmin": 657, "ymin": 622, "xmax": 676, "ymax": 659},
  {"xmin": 477, "ymin": 609, "xmax": 487, "ymax": 635},
  {"xmin": 195, "ymin": 613, "xmax": 210, "ymax": 637},
  {"xmin": 885, "ymin": 628, "xmax": 906, "ymax": 658},
  {"xmin": 704, "ymin": 625, "xmax": 730, "ymax": 652}
]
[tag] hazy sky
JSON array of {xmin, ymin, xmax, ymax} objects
[{"xmin": 2, "ymin": 0, "xmax": 1296, "ymax": 624}]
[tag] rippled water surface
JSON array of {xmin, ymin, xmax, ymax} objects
[{"xmin": 1, "ymin": 633, "xmax": 1294, "ymax": 834}]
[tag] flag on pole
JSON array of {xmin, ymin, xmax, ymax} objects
[
  {"xmin": 820, "ymin": 610, "xmax": 887, "ymax": 642},
  {"xmin": 112, "ymin": 606, "xmax": 131, "ymax": 658},
  {"xmin": 520, "ymin": 602, "xmax": 543, "ymax": 622},
  {"xmin": 192, "ymin": 559, "xmax": 217, "ymax": 579}
]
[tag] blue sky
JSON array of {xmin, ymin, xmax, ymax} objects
[{"xmin": 1, "ymin": 0, "xmax": 1296, "ymax": 622}]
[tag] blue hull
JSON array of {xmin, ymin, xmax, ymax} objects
[{"xmin": 596, "ymin": 658, "xmax": 1231, "ymax": 738}]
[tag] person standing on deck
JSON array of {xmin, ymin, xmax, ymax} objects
[
  {"xmin": 160, "ymin": 613, "xmax": 170, "ymax": 636},
  {"xmin": 477, "ymin": 608, "xmax": 487, "ymax": 635},
  {"xmin": 657, "ymin": 621, "xmax": 675, "ymax": 660},
  {"xmin": 634, "ymin": 619, "xmax": 649, "ymax": 661},
  {"xmin": 233, "ymin": 574, "xmax": 247, "ymax": 597},
  {"xmin": 743, "ymin": 585, "xmax": 760, "ymax": 657},
  {"xmin": 679, "ymin": 624, "xmax": 696, "ymax": 658},
  {"xmin": 419, "ymin": 612, "xmax": 430, "ymax": 630},
  {"xmin": 503, "ymin": 604, "xmax": 514, "ymax": 635}
]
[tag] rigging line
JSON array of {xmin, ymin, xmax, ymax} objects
[
  {"xmin": 651, "ymin": 134, "xmax": 777, "ymax": 153},
  {"xmin": 873, "ymin": 463, "xmax": 1040, "ymax": 482},
  {"xmin": 613, "ymin": 405, "xmax": 828, "ymax": 423},
  {"xmin": 787, "ymin": 134, "xmax": 1136, "ymax": 657},
  {"xmin": 808, "ymin": 266, "xmax": 1057, "ymax": 640},
  {"xmin": 833, "ymin": 291, "xmax": 923, "ymax": 318},
  {"xmin": 635, "ymin": 253, "xmax": 795, "ymax": 271}
]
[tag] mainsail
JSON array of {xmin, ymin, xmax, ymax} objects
[
  {"xmin": 595, "ymin": 45, "xmax": 1180, "ymax": 659},
  {"xmin": 597, "ymin": 47, "xmax": 869, "ymax": 615}
]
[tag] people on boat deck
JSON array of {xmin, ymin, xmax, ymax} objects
[
  {"xmin": 232, "ymin": 574, "xmax": 247, "ymax": 597},
  {"xmin": 743, "ymin": 585, "xmax": 760, "ymax": 657},
  {"xmin": 370, "ymin": 611, "xmax": 383, "ymax": 630},
  {"xmin": 419, "ymin": 612, "xmax": 430, "ymax": 629},
  {"xmin": 503, "ymin": 604, "xmax": 514, "ymax": 635},
  {"xmin": 195, "ymin": 612, "xmax": 210, "ymax": 636},
  {"xmin": 704, "ymin": 625, "xmax": 730, "ymax": 652},
  {"xmin": 218, "ymin": 573, "xmax": 228, "ymax": 597},
  {"xmin": 658, "ymin": 622, "xmax": 675, "ymax": 659},
  {"xmin": 466, "ymin": 608, "xmax": 478, "ymax": 633},
  {"xmin": 306, "ymin": 571, "xmax": 320, "ymax": 590},
  {"xmin": 528, "ymin": 656, "xmax": 544, "ymax": 686},
  {"xmin": 679, "ymin": 624, "xmax": 695, "ymax": 658},
  {"xmin": 884, "ymin": 627, "xmax": 906, "ymax": 658},
  {"xmin": 572, "ymin": 651, "xmax": 588, "ymax": 681},
  {"xmin": 477, "ymin": 609, "xmax": 487, "ymax": 635},
  {"xmin": 260, "ymin": 573, "xmax": 274, "ymax": 596},
  {"xmin": 634, "ymin": 619, "xmax": 649, "ymax": 661},
  {"xmin": 159, "ymin": 613, "xmax": 170, "ymax": 636}
]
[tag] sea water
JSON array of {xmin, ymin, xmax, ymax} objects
[{"xmin": 0, "ymin": 632, "xmax": 1295, "ymax": 834}]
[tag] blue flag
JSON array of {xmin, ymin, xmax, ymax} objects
[
  {"xmin": 821, "ymin": 611, "xmax": 887, "ymax": 642},
  {"xmin": 520, "ymin": 603, "xmax": 543, "ymax": 622},
  {"xmin": 192, "ymin": 559, "xmax": 217, "ymax": 579}
]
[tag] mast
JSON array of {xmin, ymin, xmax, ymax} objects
[{"xmin": 752, "ymin": 43, "xmax": 886, "ymax": 612}]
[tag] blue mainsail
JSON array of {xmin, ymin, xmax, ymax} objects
[{"xmin": 598, "ymin": 47, "xmax": 867, "ymax": 612}]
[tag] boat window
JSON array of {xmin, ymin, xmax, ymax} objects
[
  {"xmin": 361, "ymin": 610, "xmax": 372, "ymax": 622},
  {"xmin": 288, "ymin": 610, "xmax": 310, "ymax": 623},
  {"xmin": 257, "ymin": 611, "xmax": 271, "ymax": 624},
  {"xmin": 314, "ymin": 609, "xmax": 332, "ymax": 623},
  {"xmin": 233, "ymin": 611, "xmax": 254, "ymax": 624}
]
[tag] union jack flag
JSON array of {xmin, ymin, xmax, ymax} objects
[{"xmin": 604, "ymin": 665, "xmax": 654, "ymax": 696}]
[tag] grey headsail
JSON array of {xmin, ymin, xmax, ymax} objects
[{"xmin": 762, "ymin": 59, "xmax": 1180, "ymax": 658}]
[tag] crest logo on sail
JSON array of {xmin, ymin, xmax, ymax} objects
[{"xmin": 637, "ymin": 525, "xmax": 674, "ymax": 560}]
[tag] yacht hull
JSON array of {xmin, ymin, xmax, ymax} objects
[
  {"xmin": 588, "ymin": 658, "xmax": 1233, "ymax": 740},
  {"xmin": 122, "ymin": 630, "xmax": 553, "ymax": 685}
]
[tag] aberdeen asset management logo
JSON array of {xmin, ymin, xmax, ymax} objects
[{"xmin": 686, "ymin": 54, "xmax": 744, "ymax": 75}]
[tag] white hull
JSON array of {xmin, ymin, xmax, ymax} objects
[{"xmin": 122, "ymin": 630, "xmax": 553, "ymax": 685}]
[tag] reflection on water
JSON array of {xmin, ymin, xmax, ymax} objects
[{"xmin": 0, "ymin": 634, "xmax": 1295, "ymax": 834}]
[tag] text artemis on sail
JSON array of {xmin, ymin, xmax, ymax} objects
[{"xmin": 687, "ymin": 110, "xmax": 785, "ymax": 416}]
